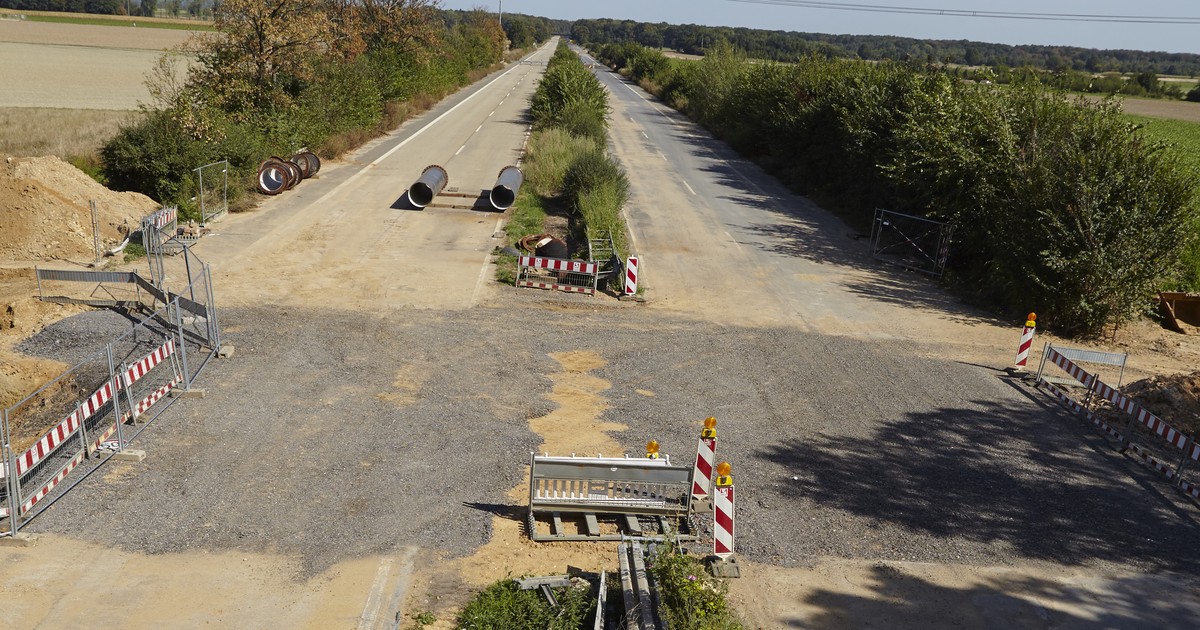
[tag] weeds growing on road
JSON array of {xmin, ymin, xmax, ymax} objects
[
  {"xmin": 649, "ymin": 544, "xmax": 743, "ymax": 630},
  {"xmin": 456, "ymin": 577, "xmax": 594, "ymax": 629}
]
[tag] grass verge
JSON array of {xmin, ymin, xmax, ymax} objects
[{"xmin": 649, "ymin": 545, "xmax": 743, "ymax": 630}]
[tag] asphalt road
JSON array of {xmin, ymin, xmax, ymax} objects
[{"xmin": 9, "ymin": 40, "xmax": 1200, "ymax": 629}]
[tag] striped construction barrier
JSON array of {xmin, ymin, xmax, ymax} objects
[
  {"xmin": 5, "ymin": 338, "xmax": 177, "ymax": 481},
  {"xmin": 1044, "ymin": 347, "xmax": 1096, "ymax": 389},
  {"xmin": 122, "ymin": 338, "xmax": 175, "ymax": 389},
  {"xmin": 1091, "ymin": 379, "xmax": 1196, "ymax": 457},
  {"xmin": 1013, "ymin": 313, "xmax": 1036, "ymax": 368},
  {"xmin": 691, "ymin": 417, "xmax": 717, "ymax": 505},
  {"xmin": 624, "ymin": 256, "xmax": 639, "ymax": 296},
  {"xmin": 516, "ymin": 255, "xmax": 599, "ymax": 295},
  {"xmin": 1039, "ymin": 349, "xmax": 1200, "ymax": 502},
  {"xmin": 19, "ymin": 449, "xmax": 86, "ymax": 516},
  {"xmin": 713, "ymin": 464, "xmax": 735, "ymax": 560},
  {"xmin": 14, "ymin": 381, "xmax": 114, "ymax": 478}
]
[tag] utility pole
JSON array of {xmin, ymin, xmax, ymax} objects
[{"xmin": 498, "ymin": 0, "xmax": 502, "ymax": 28}]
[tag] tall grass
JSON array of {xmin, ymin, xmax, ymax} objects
[
  {"xmin": 0, "ymin": 107, "xmax": 141, "ymax": 158},
  {"xmin": 524, "ymin": 127, "xmax": 598, "ymax": 194}
]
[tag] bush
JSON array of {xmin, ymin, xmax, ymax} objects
[
  {"xmin": 561, "ymin": 147, "xmax": 629, "ymax": 213},
  {"xmin": 456, "ymin": 578, "xmax": 594, "ymax": 629},
  {"xmin": 1187, "ymin": 85, "xmax": 1200, "ymax": 103},
  {"xmin": 648, "ymin": 545, "xmax": 742, "ymax": 630}
]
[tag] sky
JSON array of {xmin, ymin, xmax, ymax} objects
[{"xmin": 438, "ymin": 0, "xmax": 1200, "ymax": 55}]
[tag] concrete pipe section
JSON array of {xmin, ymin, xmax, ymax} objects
[
  {"xmin": 257, "ymin": 159, "xmax": 292, "ymax": 195},
  {"xmin": 490, "ymin": 165, "xmax": 523, "ymax": 211},
  {"xmin": 408, "ymin": 164, "xmax": 448, "ymax": 208}
]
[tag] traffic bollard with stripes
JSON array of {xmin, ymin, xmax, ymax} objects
[
  {"xmin": 690, "ymin": 416, "xmax": 718, "ymax": 512},
  {"xmin": 709, "ymin": 461, "xmax": 740, "ymax": 577},
  {"xmin": 1011, "ymin": 312, "xmax": 1037, "ymax": 372},
  {"xmin": 623, "ymin": 256, "xmax": 639, "ymax": 296}
]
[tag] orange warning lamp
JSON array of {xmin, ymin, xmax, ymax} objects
[
  {"xmin": 715, "ymin": 461, "xmax": 733, "ymax": 487},
  {"xmin": 646, "ymin": 440, "xmax": 660, "ymax": 458},
  {"xmin": 1026, "ymin": 312, "xmax": 1037, "ymax": 328},
  {"xmin": 704, "ymin": 416, "xmax": 717, "ymax": 430},
  {"xmin": 702, "ymin": 416, "xmax": 717, "ymax": 439}
]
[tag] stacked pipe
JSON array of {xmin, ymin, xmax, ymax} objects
[{"xmin": 256, "ymin": 151, "xmax": 321, "ymax": 195}]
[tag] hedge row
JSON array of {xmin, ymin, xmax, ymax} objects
[
  {"xmin": 101, "ymin": 4, "xmax": 511, "ymax": 220},
  {"xmin": 598, "ymin": 42, "xmax": 1200, "ymax": 335},
  {"xmin": 529, "ymin": 42, "xmax": 630, "ymax": 259}
]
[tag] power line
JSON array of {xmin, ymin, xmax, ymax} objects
[{"xmin": 725, "ymin": 0, "xmax": 1200, "ymax": 24}]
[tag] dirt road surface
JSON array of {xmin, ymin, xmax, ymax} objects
[{"xmin": 4, "ymin": 38, "xmax": 1200, "ymax": 629}]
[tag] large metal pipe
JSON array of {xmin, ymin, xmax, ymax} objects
[
  {"xmin": 490, "ymin": 165, "xmax": 524, "ymax": 211},
  {"xmin": 408, "ymin": 164, "xmax": 448, "ymax": 208}
]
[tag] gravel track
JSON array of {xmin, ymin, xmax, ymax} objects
[{"xmin": 19, "ymin": 302, "xmax": 1200, "ymax": 578}]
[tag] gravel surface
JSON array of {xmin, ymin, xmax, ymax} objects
[{"xmin": 20, "ymin": 302, "xmax": 1200, "ymax": 577}]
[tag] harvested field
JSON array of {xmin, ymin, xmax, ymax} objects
[
  {"xmin": 0, "ymin": 19, "xmax": 194, "ymax": 110},
  {"xmin": 1117, "ymin": 96, "xmax": 1200, "ymax": 122},
  {"xmin": 0, "ymin": 108, "xmax": 141, "ymax": 157}
]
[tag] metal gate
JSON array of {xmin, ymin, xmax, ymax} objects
[{"xmin": 871, "ymin": 208, "xmax": 953, "ymax": 276}]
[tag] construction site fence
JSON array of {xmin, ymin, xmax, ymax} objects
[
  {"xmin": 517, "ymin": 256, "xmax": 600, "ymax": 295},
  {"xmin": 1036, "ymin": 344, "xmax": 1200, "ymax": 504},
  {"xmin": 2, "ymin": 264, "xmax": 221, "ymax": 534}
]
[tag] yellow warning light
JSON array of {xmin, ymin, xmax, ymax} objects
[
  {"xmin": 715, "ymin": 461, "xmax": 733, "ymax": 487},
  {"xmin": 716, "ymin": 461, "xmax": 731, "ymax": 477},
  {"xmin": 704, "ymin": 416, "xmax": 717, "ymax": 430},
  {"xmin": 646, "ymin": 440, "xmax": 660, "ymax": 458},
  {"xmin": 701, "ymin": 416, "xmax": 718, "ymax": 439},
  {"xmin": 1027, "ymin": 312, "xmax": 1037, "ymax": 321}
]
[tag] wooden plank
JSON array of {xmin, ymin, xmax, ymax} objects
[
  {"xmin": 624, "ymin": 514, "xmax": 643, "ymax": 535},
  {"xmin": 551, "ymin": 512, "xmax": 564, "ymax": 537},
  {"xmin": 630, "ymin": 541, "xmax": 657, "ymax": 630},
  {"xmin": 618, "ymin": 543, "xmax": 639, "ymax": 630},
  {"xmin": 585, "ymin": 513, "xmax": 600, "ymax": 537}
]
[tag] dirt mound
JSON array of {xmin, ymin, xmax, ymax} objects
[
  {"xmin": 0, "ymin": 155, "xmax": 158, "ymax": 262},
  {"xmin": 1123, "ymin": 371, "xmax": 1200, "ymax": 437}
]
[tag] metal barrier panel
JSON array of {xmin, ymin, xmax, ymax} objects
[
  {"xmin": 870, "ymin": 208, "xmax": 953, "ymax": 277},
  {"xmin": 1037, "ymin": 346, "xmax": 1199, "ymax": 502},
  {"xmin": 530, "ymin": 455, "xmax": 691, "ymax": 516},
  {"xmin": 516, "ymin": 256, "xmax": 599, "ymax": 295},
  {"xmin": 35, "ymin": 268, "xmax": 150, "ymax": 308},
  {"xmin": 1035, "ymin": 344, "xmax": 1127, "ymax": 388},
  {"xmin": 195, "ymin": 160, "xmax": 229, "ymax": 224}
]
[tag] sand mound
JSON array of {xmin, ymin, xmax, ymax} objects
[
  {"xmin": 1123, "ymin": 371, "xmax": 1200, "ymax": 437},
  {"xmin": 0, "ymin": 155, "xmax": 158, "ymax": 262}
]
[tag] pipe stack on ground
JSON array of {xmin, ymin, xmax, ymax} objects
[{"xmin": 256, "ymin": 151, "xmax": 321, "ymax": 195}]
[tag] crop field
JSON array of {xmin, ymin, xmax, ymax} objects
[{"xmin": 1128, "ymin": 114, "xmax": 1200, "ymax": 175}]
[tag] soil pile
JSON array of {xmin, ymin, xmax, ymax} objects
[
  {"xmin": 0, "ymin": 155, "xmax": 158, "ymax": 262},
  {"xmin": 1123, "ymin": 371, "xmax": 1200, "ymax": 437}
]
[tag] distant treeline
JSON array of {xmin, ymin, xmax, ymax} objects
[
  {"xmin": 572, "ymin": 18, "xmax": 1200, "ymax": 77},
  {"xmin": 0, "ymin": 0, "xmax": 211, "ymax": 17}
]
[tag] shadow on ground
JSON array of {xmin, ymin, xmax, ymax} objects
[
  {"xmin": 755, "ymin": 397, "xmax": 1200, "ymax": 573},
  {"xmin": 790, "ymin": 565, "xmax": 1200, "ymax": 629}
]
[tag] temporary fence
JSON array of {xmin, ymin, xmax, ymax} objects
[
  {"xmin": 516, "ymin": 256, "xmax": 600, "ymax": 295},
  {"xmin": 1036, "ymin": 345, "xmax": 1199, "ymax": 502},
  {"xmin": 1035, "ymin": 343, "xmax": 1127, "ymax": 391},
  {"xmin": 870, "ymin": 208, "xmax": 953, "ymax": 277},
  {"xmin": 194, "ymin": 160, "xmax": 229, "ymax": 224},
  {"xmin": 2, "ymin": 249, "xmax": 221, "ymax": 534}
]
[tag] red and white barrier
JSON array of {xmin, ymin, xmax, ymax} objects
[
  {"xmin": 691, "ymin": 417, "xmax": 717, "ymax": 503},
  {"xmin": 516, "ymin": 255, "xmax": 599, "ymax": 295},
  {"xmin": 16, "ymin": 381, "xmax": 114, "ymax": 477},
  {"xmin": 122, "ymin": 338, "xmax": 175, "ymax": 389},
  {"xmin": 1043, "ymin": 347, "xmax": 1097, "ymax": 389},
  {"xmin": 1013, "ymin": 313, "xmax": 1036, "ymax": 368},
  {"xmin": 624, "ymin": 256, "xmax": 639, "ymax": 295},
  {"xmin": 713, "ymin": 465, "xmax": 735, "ymax": 559},
  {"xmin": 19, "ymin": 449, "xmax": 86, "ymax": 515}
]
